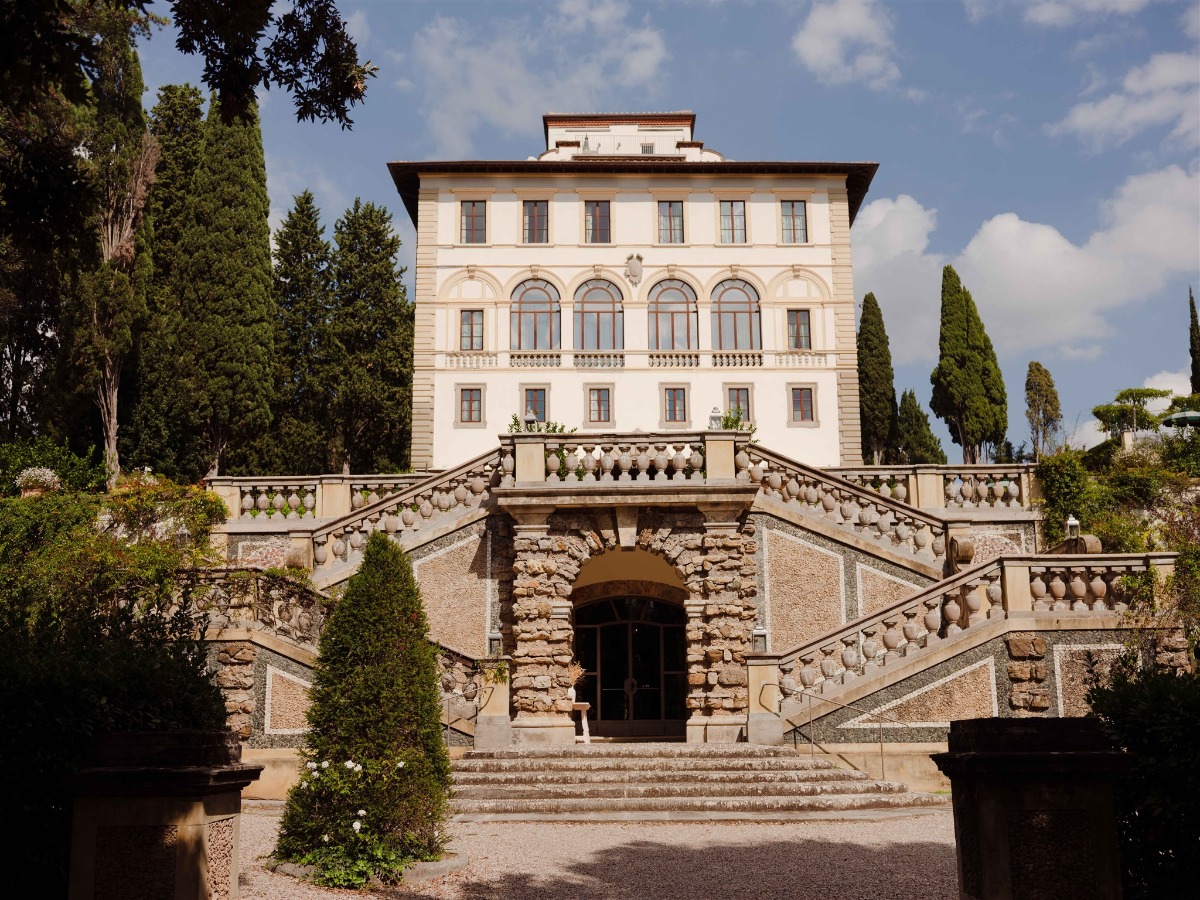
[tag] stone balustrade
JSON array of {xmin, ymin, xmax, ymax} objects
[
  {"xmin": 828, "ymin": 464, "xmax": 1038, "ymax": 513},
  {"xmin": 532, "ymin": 435, "xmax": 708, "ymax": 484},
  {"xmin": 772, "ymin": 351, "xmax": 828, "ymax": 367},
  {"xmin": 509, "ymin": 351, "xmax": 561, "ymax": 367},
  {"xmin": 648, "ymin": 351, "xmax": 700, "ymax": 367},
  {"xmin": 710, "ymin": 351, "xmax": 763, "ymax": 367},
  {"xmin": 748, "ymin": 552, "xmax": 1176, "ymax": 717},
  {"xmin": 197, "ymin": 569, "xmax": 328, "ymax": 650},
  {"xmin": 445, "ymin": 351, "xmax": 499, "ymax": 368},
  {"xmin": 304, "ymin": 449, "xmax": 504, "ymax": 574},
  {"xmin": 737, "ymin": 445, "xmax": 950, "ymax": 566},
  {"xmin": 572, "ymin": 351, "xmax": 625, "ymax": 368},
  {"xmin": 208, "ymin": 474, "xmax": 429, "ymax": 523}
]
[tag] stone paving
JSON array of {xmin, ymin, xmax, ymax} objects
[{"xmin": 240, "ymin": 807, "xmax": 958, "ymax": 899}]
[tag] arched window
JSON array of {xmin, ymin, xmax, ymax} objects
[
  {"xmin": 647, "ymin": 279, "xmax": 698, "ymax": 350},
  {"xmin": 710, "ymin": 279, "xmax": 761, "ymax": 350},
  {"xmin": 573, "ymin": 279, "xmax": 624, "ymax": 350},
  {"xmin": 510, "ymin": 279, "xmax": 560, "ymax": 350}
]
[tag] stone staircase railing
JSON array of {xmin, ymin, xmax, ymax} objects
[
  {"xmin": 746, "ymin": 551, "xmax": 1177, "ymax": 734},
  {"xmin": 196, "ymin": 568, "xmax": 329, "ymax": 651},
  {"xmin": 735, "ymin": 443, "xmax": 952, "ymax": 568},
  {"xmin": 827, "ymin": 464, "xmax": 1039, "ymax": 513},
  {"xmin": 299, "ymin": 448, "xmax": 505, "ymax": 577},
  {"xmin": 207, "ymin": 473, "xmax": 430, "ymax": 522}
]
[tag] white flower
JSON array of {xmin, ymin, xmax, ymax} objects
[
  {"xmin": 321, "ymin": 761, "xmax": 330, "ymax": 769},
  {"xmin": 357, "ymin": 809, "xmax": 366, "ymax": 817},
  {"xmin": 344, "ymin": 760, "xmax": 355, "ymax": 769},
  {"xmin": 306, "ymin": 761, "xmax": 317, "ymax": 770},
  {"xmin": 352, "ymin": 820, "xmax": 361, "ymax": 832},
  {"xmin": 354, "ymin": 763, "xmax": 363, "ymax": 772},
  {"xmin": 311, "ymin": 771, "xmax": 319, "ymax": 779},
  {"xmin": 396, "ymin": 761, "xmax": 405, "ymax": 769},
  {"xmin": 321, "ymin": 834, "xmax": 330, "ymax": 843}
]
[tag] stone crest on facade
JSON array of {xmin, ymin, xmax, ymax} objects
[{"xmin": 624, "ymin": 253, "xmax": 643, "ymax": 286}]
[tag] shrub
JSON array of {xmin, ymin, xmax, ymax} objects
[
  {"xmin": 1037, "ymin": 450, "xmax": 1100, "ymax": 544},
  {"xmin": 1087, "ymin": 659, "xmax": 1200, "ymax": 898},
  {"xmin": 0, "ymin": 437, "xmax": 105, "ymax": 495},
  {"xmin": 0, "ymin": 481, "xmax": 227, "ymax": 895},
  {"xmin": 276, "ymin": 532, "xmax": 450, "ymax": 887}
]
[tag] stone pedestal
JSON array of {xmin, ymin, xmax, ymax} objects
[
  {"xmin": 931, "ymin": 718, "xmax": 1128, "ymax": 900},
  {"xmin": 69, "ymin": 731, "xmax": 263, "ymax": 900},
  {"xmin": 511, "ymin": 715, "xmax": 577, "ymax": 745}
]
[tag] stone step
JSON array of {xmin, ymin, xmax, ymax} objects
[
  {"xmin": 450, "ymin": 791, "xmax": 946, "ymax": 817},
  {"xmin": 453, "ymin": 767, "xmax": 871, "ymax": 786},
  {"xmin": 452, "ymin": 778, "xmax": 908, "ymax": 801},
  {"xmin": 460, "ymin": 743, "xmax": 804, "ymax": 760},
  {"xmin": 452, "ymin": 755, "xmax": 841, "ymax": 774}
]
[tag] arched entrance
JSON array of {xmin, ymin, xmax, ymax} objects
[{"xmin": 574, "ymin": 597, "xmax": 688, "ymax": 738}]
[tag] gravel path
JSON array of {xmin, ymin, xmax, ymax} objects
[{"xmin": 240, "ymin": 808, "xmax": 958, "ymax": 900}]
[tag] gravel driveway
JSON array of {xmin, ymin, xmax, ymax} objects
[{"xmin": 240, "ymin": 808, "xmax": 958, "ymax": 900}]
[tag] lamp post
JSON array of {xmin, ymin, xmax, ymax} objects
[
  {"xmin": 708, "ymin": 406, "xmax": 722, "ymax": 430},
  {"xmin": 1066, "ymin": 515, "xmax": 1080, "ymax": 540}
]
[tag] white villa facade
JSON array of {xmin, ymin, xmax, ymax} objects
[{"xmin": 388, "ymin": 112, "xmax": 878, "ymax": 470}]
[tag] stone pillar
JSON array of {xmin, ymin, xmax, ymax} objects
[
  {"xmin": 508, "ymin": 508, "xmax": 578, "ymax": 745},
  {"xmin": 69, "ymin": 732, "xmax": 262, "ymax": 900},
  {"xmin": 932, "ymin": 718, "xmax": 1127, "ymax": 900},
  {"xmin": 746, "ymin": 657, "xmax": 783, "ymax": 745},
  {"xmin": 474, "ymin": 657, "xmax": 513, "ymax": 749}
]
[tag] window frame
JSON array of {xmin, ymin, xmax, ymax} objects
[
  {"xmin": 724, "ymin": 384, "xmax": 754, "ymax": 424},
  {"xmin": 510, "ymin": 279, "xmax": 561, "ymax": 351},
  {"xmin": 459, "ymin": 309, "xmax": 485, "ymax": 352},
  {"xmin": 657, "ymin": 199, "xmax": 685, "ymax": 244},
  {"xmin": 787, "ymin": 309, "xmax": 812, "ymax": 351},
  {"xmin": 787, "ymin": 384, "xmax": 819, "ymax": 427},
  {"xmin": 710, "ymin": 279, "xmax": 762, "ymax": 351},
  {"xmin": 460, "ymin": 200, "xmax": 487, "ymax": 244},
  {"xmin": 583, "ymin": 383, "xmax": 614, "ymax": 428},
  {"xmin": 780, "ymin": 199, "xmax": 808, "ymax": 245},
  {"xmin": 573, "ymin": 279, "xmax": 624, "ymax": 351},
  {"xmin": 660, "ymin": 384, "xmax": 690, "ymax": 429},
  {"xmin": 522, "ymin": 199, "xmax": 549, "ymax": 244},
  {"xmin": 455, "ymin": 384, "xmax": 487, "ymax": 428},
  {"xmin": 521, "ymin": 384, "xmax": 550, "ymax": 424},
  {"xmin": 719, "ymin": 199, "xmax": 747, "ymax": 244},
  {"xmin": 647, "ymin": 279, "xmax": 699, "ymax": 351},
  {"xmin": 584, "ymin": 199, "xmax": 611, "ymax": 244}
]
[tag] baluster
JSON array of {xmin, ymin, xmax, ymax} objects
[
  {"xmin": 332, "ymin": 531, "xmax": 347, "ymax": 563},
  {"xmin": 1111, "ymin": 570, "xmax": 1128, "ymax": 614},
  {"xmin": 302, "ymin": 490, "xmax": 315, "ymax": 518},
  {"xmin": 599, "ymin": 444, "xmax": 615, "ymax": 482},
  {"xmin": 401, "ymin": 505, "xmax": 416, "ymax": 529},
  {"xmin": 861, "ymin": 624, "xmax": 883, "ymax": 668},
  {"xmin": 944, "ymin": 477, "xmax": 957, "ymax": 508},
  {"xmin": 546, "ymin": 443, "xmax": 561, "ymax": 484},
  {"xmin": 313, "ymin": 535, "xmax": 328, "ymax": 566},
  {"xmin": 923, "ymin": 597, "xmax": 943, "ymax": 645},
  {"xmin": 1089, "ymin": 569, "xmax": 1110, "ymax": 611},
  {"xmin": 931, "ymin": 530, "xmax": 946, "ymax": 560},
  {"xmin": 985, "ymin": 571, "xmax": 1004, "ymax": 619},
  {"xmin": 635, "ymin": 444, "xmax": 652, "ymax": 481},
  {"xmin": 1030, "ymin": 569, "xmax": 1050, "ymax": 611},
  {"xmin": 964, "ymin": 582, "xmax": 986, "ymax": 627},
  {"xmin": 255, "ymin": 487, "xmax": 270, "ymax": 516},
  {"xmin": 500, "ymin": 447, "xmax": 515, "ymax": 487},
  {"xmin": 839, "ymin": 496, "xmax": 857, "ymax": 526},
  {"xmin": 1049, "ymin": 571, "xmax": 1068, "ymax": 612},
  {"xmin": 902, "ymin": 607, "xmax": 922, "ymax": 652},
  {"xmin": 818, "ymin": 644, "xmax": 840, "ymax": 689},
  {"xmin": 671, "ymin": 445, "xmax": 688, "ymax": 482},
  {"xmin": 734, "ymin": 447, "xmax": 751, "ymax": 481},
  {"xmin": 798, "ymin": 653, "xmax": 820, "ymax": 689},
  {"xmin": 1069, "ymin": 568, "xmax": 1090, "ymax": 612},
  {"xmin": 650, "ymin": 443, "xmax": 668, "ymax": 481},
  {"xmin": 840, "ymin": 636, "xmax": 860, "ymax": 682},
  {"xmin": 943, "ymin": 592, "xmax": 963, "ymax": 636},
  {"xmin": 1007, "ymin": 476, "xmax": 1022, "ymax": 509},
  {"xmin": 240, "ymin": 491, "xmax": 255, "ymax": 519},
  {"xmin": 453, "ymin": 481, "xmax": 469, "ymax": 509},
  {"xmin": 689, "ymin": 446, "xmax": 704, "ymax": 482},
  {"xmin": 616, "ymin": 444, "xmax": 633, "ymax": 481},
  {"xmin": 881, "ymin": 617, "xmax": 903, "ymax": 663},
  {"xmin": 892, "ymin": 478, "xmax": 908, "ymax": 503},
  {"xmin": 766, "ymin": 469, "xmax": 783, "ymax": 496},
  {"xmin": 581, "ymin": 444, "xmax": 598, "ymax": 483}
]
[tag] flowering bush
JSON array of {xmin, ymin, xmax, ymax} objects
[{"xmin": 15, "ymin": 466, "xmax": 62, "ymax": 492}]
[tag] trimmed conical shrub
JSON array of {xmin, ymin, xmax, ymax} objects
[{"xmin": 275, "ymin": 533, "xmax": 449, "ymax": 887}]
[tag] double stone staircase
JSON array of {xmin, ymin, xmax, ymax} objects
[{"xmin": 451, "ymin": 743, "xmax": 945, "ymax": 821}]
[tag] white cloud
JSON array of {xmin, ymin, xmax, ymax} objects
[
  {"xmin": 1143, "ymin": 369, "xmax": 1192, "ymax": 410},
  {"xmin": 345, "ymin": 9, "xmax": 369, "ymax": 47},
  {"xmin": 409, "ymin": 2, "xmax": 667, "ymax": 157},
  {"xmin": 1050, "ymin": 52, "xmax": 1200, "ymax": 150},
  {"xmin": 1059, "ymin": 344, "xmax": 1103, "ymax": 361},
  {"xmin": 852, "ymin": 163, "xmax": 1200, "ymax": 366},
  {"xmin": 792, "ymin": 0, "xmax": 902, "ymax": 90},
  {"xmin": 965, "ymin": 0, "xmax": 1153, "ymax": 26},
  {"xmin": 1185, "ymin": 3, "xmax": 1200, "ymax": 40}
]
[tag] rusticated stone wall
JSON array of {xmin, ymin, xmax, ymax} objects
[
  {"xmin": 505, "ymin": 507, "xmax": 758, "ymax": 722},
  {"xmin": 213, "ymin": 642, "xmax": 257, "ymax": 739}
]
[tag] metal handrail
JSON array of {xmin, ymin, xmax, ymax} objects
[
  {"xmin": 442, "ymin": 683, "xmax": 494, "ymax": 743},
  {"xmin": 758, "ymin": 681, "xmax": 911, "ymax": 780}
]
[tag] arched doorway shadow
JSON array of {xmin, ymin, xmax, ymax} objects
[{"xmin": 571, "ymin": 549, "xmax": 689, "ymax": 739}]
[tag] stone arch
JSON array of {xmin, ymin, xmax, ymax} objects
[
  {"xmin": 437, "ymin": 267, "xmax": 504, "ymax": 304},
  {"xmin": 765, "ymin": 267, "xmax": 830, "ymax": 304},
  {"xmin": 571, "ymin": 546, "xmax": 689, "ymax": 607}
]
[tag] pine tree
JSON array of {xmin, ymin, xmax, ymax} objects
[
  {"xmin": 895, "ymin": 389, "xmax": 947, "ymax": 464},
  {"xmin": 70, "ymin": 5, "xmax": 157, "ymax": 487},
  {"xmin": 1190, "ymin": 286, "xmax": 1199, "ymax": 395},
  {"xmin": 930, "ymin": 265, "xmax": 1007, "ymax": 463},
  {"xmin": 126, "ymin": 84, "xmax": 207, "ymax": 479},
  {"xmin": 175, "ymin": 98, "xmax": 274, "ymax": 478},
  {"xmin": 325, "ymin": 200, "xmax": 413, "ymax": 474},
  {"xmin": 856, "ymin": 291, "xmax": 897, "ymax": 465},
  {"xmin": 275, "ymin": 533, "xmax": 449, "ymax": 885},
  {"xmin": 1024, "ymin": 361, "xmax": 1062, "ymax": 462},
  {"xmin": 228, "ymin": 191, "xmax": 333, "ymax": 475}
]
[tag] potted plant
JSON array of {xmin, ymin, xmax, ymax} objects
[
  {"xmin": 565, "ymin": 660, "xmax": 586, "ymax": 702},
  {"xmin": 15, "ymin": 466, "xmax": 61, "ymax": 498}
]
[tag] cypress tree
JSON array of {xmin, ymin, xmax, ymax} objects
[
  {"xmin": 1190, "ymin": 287, "xmax": 1199, "ymax": 395},
  {"xmin": 895, "ymin": 389, "xmax": 947, "ymax": 464},
  {"xmin": 930, "ymin": 265, "xmax": 1007, "ymax": 463},
  {"xmin": 176, "ymin": 98, "xmax": 274, "ymax": 478},
  {"xmin": 857, "ymin": 291, "xmax": 897, "ymax": 465},
  {"xmin": 325, "ymin": 200, "xmax": 413, "ymax": 474},
  {"xmin": 126, "ymin": 84, "xmax": 208, "ymax": 479},
  {"xmin": 276, "ymin": 533, "xmax": 449, "ymax": 885},
  {"xmin": 228, "ymin": 191, "xmax": 333, "ymax": 475},
  {"xmin": 70, "ymin": 5, "xmax": 157, "ymax": 487},
  {"xmin": 1024, "ymin": 361, "xmax": 1062, "ymax": 462}
]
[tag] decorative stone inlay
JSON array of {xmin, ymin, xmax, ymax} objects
[
  {"xmin": 207, "ymin": 818, "xmax": 235, "ymax": 900},
  {"xmin": 94, "ymin": 825, "xmax": 177, "ymax": 900},
  {"xmin": 505, "ymin": 507, "xmax": 757, "ymax": 721},
  {"xmin": 839, "ymin": 657, "xmax": 998, "ymax": 729},
  {"xmin": 265, "ymin": 666, "xmax": 312, "ymax": 734}
]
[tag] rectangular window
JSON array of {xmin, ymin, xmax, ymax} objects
[
  {"xmin": 585, "ymin": 200, "xmax": 610, "ymax": 243},
  {"xmin": 589, "ymin": 388, "xmax": 611, "ymax": 424},
  {"xmin": 791, "ymin": 387, "xmax": 815, "ymax": 423},
  {"xmin": 459, "ymin": 388, "xmax": 482, "ymax": 423},
  {"xmin": 460, "ymin": 200, "xmax": 486, "ymax": 243},
  {"xmin": 727, "ymin": 387, "xmax": 750, "ymax": 421},
  {"xmin": 641, "ymin": 142, "xmax": 654, "ymax": 154},
  {"xmin": 781, "ymin": 200, "xmax": 808, "ymax": 244},
  {"xmin": 522, "ymin": 200, "xmax": 548, "ymax": 243},
  {"xmin": 460, "ymin": 310, "xmax": 484, "ymax": 351},
  {"xmin": 664, "ymin": 387, "xmax": 687, "ymax": 423},
  {"xmin": 658, "ymin": 200, "xmax": 684, "ymax": 244},
  {"xmin": 524, "ymin": 388, "xmax": 547, "ymax": 423},
  {"xmin": 787, "ymin": 309, "xmax": 812, "ymax": 350},
  {"xmin": 720, "ymin": 200, "xmax": 746, "ymax": 244}
]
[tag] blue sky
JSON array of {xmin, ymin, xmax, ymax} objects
[{"xmin": 139, "ymin": 0, "xmax": 1200, "ymax": 458}]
